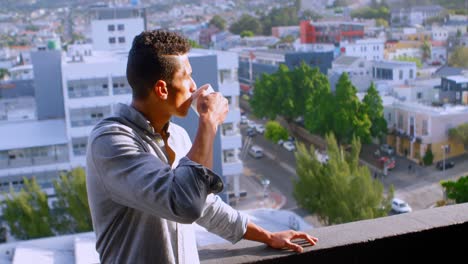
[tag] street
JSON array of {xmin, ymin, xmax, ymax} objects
[{"xmin": 237, "ymin": 112, "xmax": 468, "ymax": 219}]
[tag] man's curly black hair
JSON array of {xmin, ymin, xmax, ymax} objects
[{"xmin": 127, "ymin": 30, "xmax": 191, "ymax": 100}]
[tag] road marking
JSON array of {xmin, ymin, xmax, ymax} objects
[{"xmin": 262, "ymin": 149, "xmax": 296, "ymax": 175}]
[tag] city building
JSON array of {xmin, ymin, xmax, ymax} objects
[
  {"xmin": 90, "ymin": 5, "xmax": 146, "ymax": 51},
  {"xmin": 0, "ymin": 46, "xmax": 244, "ymax": 203},
  {"xmin": 385, "ymin": 101, "xmax": 468, "ymax": 163},
  {"xmin": 437, "ymin": 75, "xmax": 468, "ymax": 105},
  {"xmin": 328, "ymin": 56, "xmax": 373, "ymax": 92},
  {"xmin": 372, "ymin": 60, "xmax": 417, "ymax": 85},
  {"xmin": 0, "ymin": 49, "xmax": 66, "ymax": 196},
  {"xmin": 339, "ymin": 38, "xmax": 385, "ymax": 61},
  {"xmin": 391, "ymin": 5, "xmax": 445, "ymax": 27},
  {"xmin": 173, "ymin": 49, "xmax": 244, "ymax": 200},
  {"xmin": 237, "ymin": 48, "xmax": 334, "ymax": 93},
  {"xmin": 300, "ymin": 20, "xmax": 364, "ymax": 45}
]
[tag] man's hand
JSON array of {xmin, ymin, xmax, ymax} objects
[
  {"xmin": 243, "ymin": 222, "xmax": 318, "ymax": 253},
  {"xmin": 266, "ymin": 230, "xmax": 318, "ymax": 253}
]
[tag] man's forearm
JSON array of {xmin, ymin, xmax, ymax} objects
[
  {"xmin": 243, "ymin": 221, "xmax": 272, "ymax": 244},
  {"xmin": 186, "ymin": 117, "xmax": 217, "ymax": 169}
]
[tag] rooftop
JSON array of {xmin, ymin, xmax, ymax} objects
[
  {"xmin": 374, "ymin": 60, "xmax": 416, "ymax": 68},
  {"xmin": 333, "ymin": 56, "xmax": 360, "ymax": 67},
  {"xmin": 444, "ymin": 75, "xmax": 468, "ymax": 84},
  {"xmin": 0, "ymin": 119, "xmax": 67, "ymax": 151},
  {"xmin": 392, "ymin": 101, "xmax": 468, "ymax": 116}
]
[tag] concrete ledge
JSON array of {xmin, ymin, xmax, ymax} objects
[{"xmin": 199, "ymin": 203, "xmax": 468, "ymax": 263}]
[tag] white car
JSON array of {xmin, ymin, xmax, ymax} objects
[
  {"xmin": 282, "ymin": 141, "xmax": 296, "ymax": 152},
  {"xmin": 247, "ymin": 120, "xmax": 256, "ymax": 129},
  {"xmin": 255, "ymin": 124, "xmax": 265, "ymax": 134},
  {"xmin": 240, "ymin": 115, "xmax": 248, "ymax": 125},
  {"xmin": 248, "ymin": 145, "xmax": 264, "ymax": 159},
  {"xmin": 391, "ymin": 198, "xmax": 412, "ymax": 214},
  {"xmin": 380, "ymin": 144, "xmax": 394, "ymax": 155}
]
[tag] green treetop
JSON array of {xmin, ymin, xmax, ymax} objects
[{"xmin": 294, "ymin": 133, "xmax": 393, "ymax": 225}]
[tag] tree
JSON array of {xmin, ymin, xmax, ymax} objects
[
  {"xmin": 448, "ymin": 47, "xmax": 468, "ymax": 68},
  {"xmin": 300, "ymin": 10, "xmax": 323, "ymax": 21},
  {"xmin": 52, "ymin": 167, "xmax": 92, "ymax": 234},
  {"xmin": 251, "ymin": 64, "xmax": 295, "ymax": 120},
  {"xmin": 441, "ymin": 176, "xmax": 468, "ymax": 204},
  {"xmin": 3, "ymin": 178, "xmax": 54, "ymax": 240},
  {"xmin": 251, "ymin": 63, "xmax": 328, "ymax": 125},
  {"xmin": 229, "ymin": 14, "xmax": 262, "ymax": 35},
  {"xmin": 448, "ymin": 123, "xmax": 468, "ymax": 151},
  {"xmin": 303, "ymin": 67, "xmax": 333, "ymax": 136},
  {"xmin": 423, "ymin": 147, "xmax": 434, "ymax": 166},
  {"xmin": 260, "ymin": 7, "xmax": 299, "ymax": 35},
  {"xmin": 421, "ymin": 41, "xmax": 431, "ymax": 62},
  {"xmin": 294, "ymin": 134, "xmax": 393, "ymax": 225},
  {"xmin": 188, "ymin": 39, "xmax": 202, "ymax": 48},
  {"xmin": 362, "ymin": 82, "xmax": 387, "ymax": 142},
  {"xmin": 0, "ymin": 68, "xmax": 9, "ymax": 80},
  {"xmin": 209, "ymin": 15, "xmax": 226, "ymax": 31},
  {"xmin": 332, "ymin": 73, "xmax": 371, "ymax": 145},
  {"xmin": 240, "ymin": 30, "xmax": 254, "ymax": 38},
  {"xmin": 264, "ymin": 121, "xmax": 289, "ymax": 143}
]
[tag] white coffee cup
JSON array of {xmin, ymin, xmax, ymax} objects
[{"xmin": 191, "ymin": 84, "xmax": 215, "ymax": 116}]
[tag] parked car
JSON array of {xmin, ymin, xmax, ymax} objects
[
  {"xmin": 379, "ymin": 156, "xmax": 396, "ymax": 170},
  {"xmin": 248, "ymin": 145, "xmax": 264, "ymax": 159},
  {"xmin": 246, "ymin": 127, "xmax": 256, "ymax": 137},
  {"xmin": 240, "ymin": 115, "xmax": 248, "ymax": 125},
  {"xmin": 391, "ymin": 198, "xmax": 412, "ymax": 214},
  {"xmin": 380, "ymin": 144, "xmax": 394, "ymax": 155},
  {"xmin": 282, "ymin": 141, "xmax": 296, "ymax": 152},
  {"xmin": 247, "ymin": 120, "xmax": 256, "ymax": 129},
  {"xmin": 436, "ymin": 161, "xmax": 455, "ymax": 170},
  {"xmin": 255, "ymin": 124, "xmax": 265, "ymax": 134}
]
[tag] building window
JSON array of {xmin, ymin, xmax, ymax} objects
[
  {"xmin": 109, "ymin": 37, "xmax": 116, "ymax": 44},
  {"xmin": 417, "ymin": 92, "xmax": 422, "ymax": 99},
  {"xmin": 456, "ymin": 92, "xmax": 461, "ymax": 100},
  {"xmin": 398, "ymin": 113, "xmax": 403, "ymax": 129},
  {"xmin": 117, "ymin": 24, "xmax": 125, "ymax": 31},
  {"xmin": 399, "ymin": 70, "xmax": 403, "ymax": 80},
  {"xmin": 72, "ymin": 137, "xmax": 88, "ymax": 156},
  {"xmin": 223, "ymin": 149, "xmax": 236, "ymax": 163},
  {"xmin": 387, "ymin": 113, "xmax": 392, "ymax": 122},
  {"xmin": 422, "ymin": 120, "xmax": 428, "ymax": 136},
  {"xmin": 108, "ymin": 25, "xmax": 115, "ymax": 31},
  {"xmin": 225, "ymin": 96, "xmax": 232, "ymax": 105},
  {"xmin": 118, "ymin": 37, "xmax": 125, "ymax": 43},
  {"xmin": 410, "ymin": 69, "xmax": 414, "ymax": 79}
]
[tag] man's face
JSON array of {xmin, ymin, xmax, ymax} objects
[{"xmin": 166, "ymin": 54, "xmax": 196, "ymax": 117}]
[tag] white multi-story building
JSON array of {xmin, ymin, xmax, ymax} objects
[
  {"xmin": 61, "ymin": 49, "xmax": 132, "ymax": 168},
  {"xmin": 431, "ymin": 27, "xmax": 449, "ymax": 42},
  {"xmin": 90, "ymin": 6, "xmax": 146, "ymax": 51},
  {"xmin": 340, "ymin": 38, "xmax": 385, "ymax": 61},
  {"xmin": 0, "ymin": 46, "xmax": 244, "ymax": 201},
  {"xmin": 372, "ymin": 60, "xmax": 417, "ymax": 85}
]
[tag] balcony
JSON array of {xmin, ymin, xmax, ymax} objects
[{"xmin": 199, "ymin": 203, "xmax": 468, "ymax": 263}]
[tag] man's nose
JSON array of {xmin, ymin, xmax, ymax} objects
[{"xmin": 190, "ymin": 80, "xmax": 197, "ymax": 93}]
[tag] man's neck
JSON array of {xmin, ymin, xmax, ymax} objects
[{"xmin": 131, "ymin": 99, "xmax": 170, "ymax": 136}]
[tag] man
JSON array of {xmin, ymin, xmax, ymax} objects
[{"xmin": 86, "ymin": 30, "xmax": 318, "ymax": 264}]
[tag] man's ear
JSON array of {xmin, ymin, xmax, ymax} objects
[{"xmin": 153, "ymin": 80, "xmax": 168, "ymax": 100}]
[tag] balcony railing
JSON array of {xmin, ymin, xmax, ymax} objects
[{"xmin": 199, "ymin": 203, "xmax": 468, "ymax": 263}]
